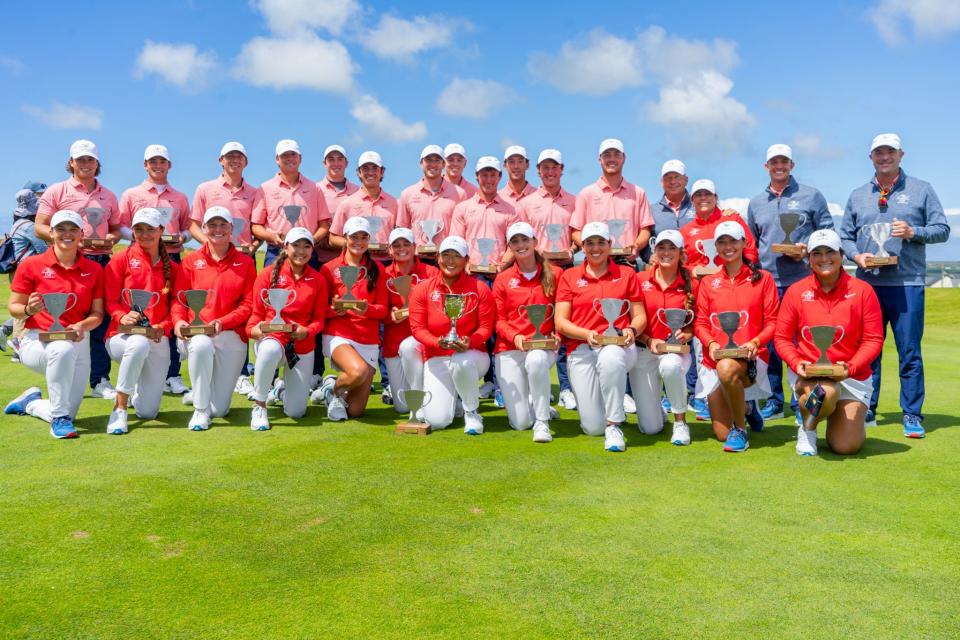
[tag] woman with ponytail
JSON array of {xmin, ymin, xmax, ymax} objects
[
  {"xmin": 680, "ymin": 179, "xmax": 757, "ymax": 276},
  {"xmin": 492, "ymin": 222, "xmax": 563, "ymax": 443},
  {"xmin": 103, "ymin": 208, "xmax": 182, "ymax": 434},
  {"xmin": 693, "ymin": 221, "xmax": 779, "ymax": 453}
]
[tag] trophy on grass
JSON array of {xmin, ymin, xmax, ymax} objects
[
  {"xmin": 395, "ymin": 389, "xmax": 433, "ymax": 436},
  {"xmin": 156, "ymin": 207, "xmax": 178, "ymax": 244},
  {"xmin": 333, "ymin": 265, "xmax": 368, "ymax": 313},
  {"xmin": 607, "ymin": 219, "xmax": 629, "ymax": 256},
  {"xmin": 259, "ymin": 288, "xmax": 296, "ymax": 333},
  {"xmin": 471, "ymin": 238, "xmax": 498, "ymax": 275},
  {"xmin": 417, "ymin": 219, "xmax": 443, "ymax": 256},
  {"xmin": 543, "ymin": 223, "xmax": 569, "ymax": 260},
  {"xmin": 386, "ymin": 274, "xmax": 419, "ymax": 320},
  {"xmin": 439, "ymin": 291, "xmax": 479, "ymax": 348},
  {"xmin": 519, "ymin": 303, "xmax": 556, "ymax": 350},
  {"xmin": 592, "ymin": 298, "xmax": 632, "ymax": 346},
  {"xmin": 654, "ymin": 308, "xmax": 694, "ymax": 354},
  {"xmin": 231, "ymin": 217, "xmax": 254, "ymax": 255},
  {"xmin": 801, "ymin": 325, "xmax": 847, "ymax": 378},
  {"xmin": 281, "ymin": 205, "xmax": 304, "ymax": 228},
  {"xmin": 81, "ymin": 207, "xmax": 113, "ymax": 249},
  {"xmin": 709, "ymin": 311, "xmax": 750, "ymax": 359},
  {"xmin": 861, "ymin": 222, "xmax": 898, "ymax": 268},
  {"xmin": 772, "ymin": 213, "xmax": 807, "ymax": 257},
  {"xmin": 177, "ymin": 290, "xmax": 216, "ymax": 337},
  {"xmin": 363, "ymin": 216, "xmax": 386, "ymax": 251},
  {"xmin": 694, "ymin": 238, "xmax": 720, "ymax": 277},
  {"xmin": 119, "ymin": 288, "xmax": 162, "ymax": 339},
  {"xmin": 39, "ymin": 292, "xmax": 79, "ymax": 342}
]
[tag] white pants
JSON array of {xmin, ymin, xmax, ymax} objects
[
  {"xmin": 107, "ymin": 333, "xmax": 170, "ymax": 419},
  {"xmin": 178, "ymin": 330, "xmax": 247, "ymax": 417},
  {"xmin": 630, "ymin": 347, "xmax": 692, "ymax": 434},
  {"xmin": 495, "ymin": 349, "xmax": 556, "ymax": 430},
  {"xmin": 567, "ymin": 343, "xmax": 638, "ymax": 435},
  {"xmin": 252, "ymin": 338, "xmax": 314, "ymax": 418},
  {"xmin": 385, "ymin": 335, "xmax": 426, "ymax": 414},
  {"xmin": 422, "ymin": 349, "xmax": 489, "ymax": 430},
  {"xmin": 19, "ymin": 331, "xmax": 90, "ymax": 422}
]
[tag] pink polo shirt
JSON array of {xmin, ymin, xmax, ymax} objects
[
  {"xmin": 516, "ymin": 186, "xmax": 576, "ymax": 254},
  {"xmin": 396, "ymin": 179, "xmax": 461, "ymax": 248},
  {"xmin": 498, "ymin": 182, "xmax": 536, "ymax": 208},
  {"xmin": 252, "ymin": 173, "xmax": 328, "ymax": 237},
  {"xmin": 449, "ymin": 193, "xmax": 520, "ymax": 267},
  {"xmin": 316, "ymin": 177, "xmax": 360, "ymax": 263},
  {"xmin": 330, "ymin": 188, "xmax": 398, "ymax": 262},
  {"xmin": 119, "ymin": 180, "xmax": 191, "ymax": 234},
  {"xmin": 571, "ymin": 177, "xmax": 654, "ymax": 247},
  {"xmin": 37, "ymin": 177, "xmax": 120, "ymax": 256},
  {"xmin": 449, "ymin": 176, "xmax": 478, "ymax": 201},
  {"xmin": 191, "ymin": 176, "xmax": 261, "ymax": 246}
]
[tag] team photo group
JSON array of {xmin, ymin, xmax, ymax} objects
[{"xmin": 4, "ymin": 132, "xmax": 950, "ymax": 457}]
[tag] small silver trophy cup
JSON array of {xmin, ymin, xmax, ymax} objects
[
  {"xmin": 801, "ymin": 325, "xmax": 846, "ymax": 377},
  {"xmin": 772, "ymin": 213, "xmax": 807, "ymax": 257},
  {"xmin": 177, "ymin": 289, "xmax": 216, "ymax": 336},
  {"xmin": 363, "ymin": 216, "xmax": 386, "ymax": 251},
  {"xmin": 543, "ymin": 223, "xmax": 568, "ymax": 260},
  {"xmin": 709, "ymin": 311, "xmax": 750, "ymax": 359},
  {"xmin": 592, "ymin": 298, "xmax": 631, "ymax": 346},
  {"xmin": 607, "ymin": 219, "xmax": 628, "ymax": 256},
  {"xmin": 862, "ymin": 222, "xmax": 898, "ymax": 268},
  {"xmin": 519, "ymin": 303, "xmax": 555, "ymax": 350},
  {"xmin": 259, "ymin": 288, "xmax": 297, "ymax": 332},
  {"xmin": 82, "ymin": 207, "xmax": 112, "ymax": 248},
  {"xmin": 333, "ymin": 265, "xmax": 368, "ymax": 312},
  {"xmin": 417, "ymin": 219, "xmax": 443, "ymax": 255},
  {"xmin": 395, "ymin": 389, "xmax": 433, "ymax": 435},
  {"xmin": 120, "ymin": 288, "xmax": 162, "ymax": 338},
  {"xmin": 440, "ymin": 292, "xmax": 478, "ymax": 346},
  {"xmin": 39, "ymin": 292, "xmax": 79, "ymax": 342},
  {"xmin": 386, "ymin": 274, "xmax": 419, "ymax": 320},
  {"xmin": 156, "ymin": 207, "xmax": 178, "ymax": 243},
  {"xmin": 231, "ymin": 216, "xmax": 253, "ymax": 254},
  {"xmin": 694, "ymin": 238, "xmax": 720, "ymax": 276},
  {"xmin": 654, "ymin": 307, "xmax": 694, "ymax": 354},
  {"xmin": 472, "ymin": 237, "xmax": 497, "ymax": 274},
  {"xmin": 281, "ymin": 205, "xmax": 304, "ymax": 227}
]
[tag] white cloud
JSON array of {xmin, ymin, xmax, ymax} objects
[
  {"xmin": 870, "ymin": 0, "xmax": 960, "ymax": 45},
  {"xmin": 636, "ymin": 26, "xmax": 739, "ymax": 83},
  {"xmin": 234, "ymin": 34, "xmax": 356, "ymax": 94},
  {"xmin": 0, "ymin": 55, "xmax": 25, "ymax": 75},
  {"xmin": 254, "ymin": 0, "xmax": 361, "ymax": 36},
  {"xmin": 718, "ymin": 197, "xmax": 750, "ymax": 215},
  {"xmin": 790, "ymin": 134, "xmax": 844, "ymax": 162},
  {"xmin": 436, "ymin": 77, "xmax": 518, "ymax": 119},
  {"xmin": 646, "ymin": 71, "xmax": 755, "ymax": 154},
  {"xmin": 359, "ymin": 14, "xmax": 464, "ymax": 63},
  {"xmin": 350, "ymin": 95, "xmax": 427, "ymax": 142},
  {"xmin": 134, "ymin": 41, "xmax": 217, "ymax": 91},
  {"xmin": 528, "ymin": 29, "xmax": 645, "ymax": 95},
  {"xmin": 22, "ymin": 103, "xmax": 103, "ymax": 130}
]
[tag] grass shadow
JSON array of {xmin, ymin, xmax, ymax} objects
[{"xmin": 820, "ymin": 437, "xmax": 912, "ymax": 460}]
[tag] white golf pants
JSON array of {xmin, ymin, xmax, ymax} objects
[
  {"xmin": 567, "ymin": 342, "xmax": 638, "ymax": 436},
  {"xmin": 629, "ymin": 348, "xmax": 692, "ymax": 434},
  {"xmin": 385, "ymin": 335, "xmax": 425, "ymax": 414},
  {"xmin": 252, "ymin": 338, "xmax": 314, "ymax": 419},
  {"xmin": 494, "ymin": 349, "xmax": 556, "ymax": 430},
  {"xmin": 107, "ymin": 333, "xmax": 171, "ymax": 419},
  {"xmin": 178, "ymin": 330, "xmax": 247, "ymax": 417},
  {"xmin": 19, "ymin": 331, "xmax": 90, "ymax": 422},
  {"xmin": 422, "ymin": 349, "xmax": 489, "ymax": 430}
]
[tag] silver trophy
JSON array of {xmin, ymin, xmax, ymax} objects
[
  {"xmin": 544, "ymin": 223, "xmax": 567, "ymax": 259},
  {"xmin": 592, "ymin": 298, "xmax": 631, "ymax": 345},
  {"xmin": 231, "ymin": 216, "xmax": 252, "ymax": 254},
  {"xmin": 519, "ymin": 303, "xmax": 555, "ymax": 350},
  {"xmin": 709, "ymin": 311, "xmax": 750, "ymax": 358},
  {"xmin": 862, "ymin": 222, "xmax": 898, "ymax": 268},
  {"xmin": 694, "ymin": 238, "xmax": 720, "ymax": 276},
  {"xmin": 654, "ymin": 307, "xmax": 694, "ymax": 354},
  {"xmin": 281, "ymin": 205, "xmax": 304, "ymax": 227},
  {"xmin": 417, "ymin": 219, "xmax": 443, "ymax": 255},
  {"xmin": 607, "ymin": 219, "xmax": 628, "ymax": 255},
  {"xmin": 801, "ymin": 325, "xmax": 846, "ymax": 377},
  {"xmin": 120, "ymin": 288, "xmax": 161, "ymax": 337},
  {"xmin": 473, "ymin": 237, "xmax": 497, "ymax": 274},
  {"xmin": 39, "ymin": 292, "xmax": 78, "ymax": 342},
  {"xmin": 772, "ymin": 213, "xmax": 807, "ymax": 256},
  {"xmin": 440, "ymin": 291, "xmax": 478, "ymax": 345},
  {"xmin": 386, "ymin": 274, "xmax": 419, "ymax": 320},
  {"xmin": 363, "ymin": 216, "xmax": 386, "ymax": 251},
  {"xmin": 156, "ymin": 207, "xmax": 178, "ymax": 243},
  {"xmin": 259, "ymin": 288, "xmax": 297, "ymax": 332},
  {"xmin": 334, "ymin": 265, "xmax": 368, "ymax": 312},
  {"xmin": 82, "ymin": 207, "xmax": 111, "ymax": 248},
  {"xmin": 176, "ymin": 289, "xmax": 215, "ymax": 336},
  {"xmin": 395, "ymin": 389, "xmax": 433, "ymax": 435}
]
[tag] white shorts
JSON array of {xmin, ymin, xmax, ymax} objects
[
  {"xmin": 323, "ymin": 334, "xmax": 379, "ymax": 371},
  {"xmin": 787, "ymin": 370, "xmax": 873, "ymax": 406},
  {"xmin": 696, "ymin": 358, "xmax": 771, "ymax": 401}
]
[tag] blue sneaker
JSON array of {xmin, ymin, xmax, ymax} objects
[
  {"xmin": 5, "ymin": 387, "xmax": 42, "ymax": 415},
  {"xmin": 745, "ymin": 400, "xmax": 764, "ymax": 432},
  {"xmin": 689, "ymin": 397, "xmax": 710, "ymax": 421},
  {"xmin": 795, "ymin": 411, "xmax": 803, "ymax": 428},
  {"xmin": 50, "ymin": 416, "xmax": 77, "ymax": 439},
  {"xmin": 723, "ymin": 425, "xmax": 749, "ymax": 452},
  {"xmin": 661, "ymin": 396, "xmax": 672, "ymax": 414},
  {"xmin": 865, "ymin": 410, "xmax": 877, "ymax": 428},
  {"xmin": 903, "ymin": 414, "xmax": 925, "ymax": 439},
  {"xmin": 759, "ymin": 400, "xmax": 783, "ymax": 420},
  {"xmin": 494, "ymin": 389, "xmax": 504, "ymax": 409}
]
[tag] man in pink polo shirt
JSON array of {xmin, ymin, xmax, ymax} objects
[
  {"xmin": 315, "ymin": 144, "xmax": 359, "ymax": 266},
  {"xmin": 329, "ymin": 150, "xmax": 397, "ymax": 263},
  {"xmin": 396, "ymin": 144, "xmax": 462, "ymax": 260},
  {"xmin": 252, "ymin": 139, "xmax": 329, "ymax": 267},
  {"xmin": 570, "ymin": 138, "xmax": 654, "ymax": 267},
  {"xmin": 190, "ymin": 141, "xmax": 261, "ymax": 255},
  {"xmin": 499, "ymin": 145, "xmax": 536, "ymax": 207},
  {"xmin": 443, "ymin": 143, "xmax": 478, "ymax": 201}
]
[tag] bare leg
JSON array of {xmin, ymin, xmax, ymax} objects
[
  {"xmin": 795, "ymin": 378, "xmax": 840, "ymax": 429},
  {"xmin": 708, "ymin": 387, "xmax": 734, "ymax": 441},
  {"xmin": 825, "ymin": 400, "xmax": 866, "ymax": 455},
  {"xmin": 332, "ymin": 344, "xmax": 374, "ymax": 418},
  {"xmin": 716, "ymin": 358, "xmax": 749, "ymax": 429}
]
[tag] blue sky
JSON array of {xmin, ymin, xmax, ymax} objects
[{"xmin": 3, "ymin": 0, "xmax": 959, "ymax": 259}]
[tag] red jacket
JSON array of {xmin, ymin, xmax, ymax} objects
[
  {"xmin": 636, "ymin": 266, "xmax": 698, "ymax": 342},
  {"xmin": 320, "ymin": 254, "xmax": 389, "ymax": 344},
  {"xmin": 555, "ymin": 261, "xmax": 643, "ymax": 351},
  {"xmin": 774, "ymin": 272, "xmax": 883, "ymax": 381},
  {"xmin": 105, "ymin": 243, "xmax": 181, "ymax": 338},
  {"xmin": 693, "ymin": 264, "xmax": 779, "ymax": 368},
  {"xmin": 247, "ymin": 260, "xmax": 328, "ymax": 354},
  {"xmin": 408, "ymin": 271, "xmax": 495, "ymax": 360},
  {"xmin": 492, "ymin": 261, "xmax": 563, "ymax": 353},
  {"xmin": 680, "ymin": 208, "xmax": 758, "ymax": 269},
  {"xmin": 172, "ymin": 244, "xmax": 256, "ymax": 341},
  {"xmin": 382, "ymin": 259, "xmax": 438, "ymax": 358},
  {"xmin": 11, "ymin": 249, "xmax": 104, "ymax": 331}
]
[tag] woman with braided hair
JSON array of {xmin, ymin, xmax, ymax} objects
[{"xmin": 103, "ymin": 208, "xmax": 181, "ymax": 434}]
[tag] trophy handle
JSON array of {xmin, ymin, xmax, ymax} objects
[
  {"xmin": 287, "ymin": 289, "xmax": 297, "ymax": 306},
  {"xmin": 592, "ymin": 298, "xmax": 603, "ymax": 317},
  {"xmin": 64, "ymin": 292, "xmax": 78, "ymax": 315},
  {"xmin": 435, "ymin": 220, "xmax": 444, "ymax": 233},
  {"xmin": 695, "ymin": 239, "xmax": 704, "ymax": 256},
  {"xmin": 121, "ymin": 288, "xmax": 133, "ymax": 309},
  {"xmin": 709, "ymin": 312, "xmax": 722, "ymax": 332},
  {"xmin": 260, "ymin": 288, "xmax": 271, "ymax": 305},
  {"xmin": 797, "ymin": 214, "xmax": 808, "ymax": 228},
  {"xmin": 834, "ymin": 325, "xmax": 845, "ymax": 344},
  {"xmin": 357, "ymin": 266, "xmax": 368, "ymax": 283},
  {"xmin": 655, "ymin": 308, "xmax": 668, "ymax": 327},
  {"xmin": 177, "ymin": 290, "xmax": 189, "ymax": 306},
  {"xmin": 462, "ymin": 291, "xmax": 480, "ymax": 316},
  {"xmin": 386, "ymin": 278, "xmax": 399, "ymax": 296},
  {"xmin": 421, "ymin": 390, "xmax": 432, "ymax": 408},
  {"xmin": 738, "ymin": 310, "xmax": 749, "ymax": 330},
  {"xmin": 618, "ymin": 299, "xmax": 630, "ymax": 319},
  {"xmin": 683, "ymin": 309, "xmax": 695, "ymax": 326},
  {"xmin": 543, "ymin": 303, "xmax": 555, "ymax": 323},
  {"xmin": 800, "ymin": 325, "xmax": 813, "ymax": 346}
]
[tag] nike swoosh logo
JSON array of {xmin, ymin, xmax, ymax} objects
[
  {"xmin": 81, "ymin": 272, "xmax": 91, "ymax": 277},
  {"xmin": 233, "ymin": 262, "xmax": 242, "ymax": 266},
  {"xmin": 304, "ymin": 277, "xmax": 314, "ymax": 281},
  {"xmin": 845, "ymin": 293, "xmax": 856, "ymax": 298}
]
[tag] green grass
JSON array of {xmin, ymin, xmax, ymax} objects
[{"xmin": 0, "ymin": 280, "xmax": 958, "ymax": 639}]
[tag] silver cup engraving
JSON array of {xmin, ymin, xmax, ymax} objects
[{"xmin": 41, "ymin": 292, "xmax": 77, "ymax": 331}]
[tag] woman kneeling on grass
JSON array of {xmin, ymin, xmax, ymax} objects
[{"xmin": 774, "ymin": 229, "xmax": 883, "ymax": 456}]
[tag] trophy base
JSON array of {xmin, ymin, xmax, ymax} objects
[
  {"xmin": 542, "ymin": 251, "xmax": 570, "ymax": 261},
  {"xmin": 82, "ymin": 238, "xmax": 114, "ymax": 249},
  {"xmin": 714, "ymin": 347, "xmax": 750, "ymax": 359},
  {"xmin": 237, "ymin": 245, "xmax": 254, "ymax": 255},
  {"xmin": 595, "ymin": 334, "xmax": 632, "ymax": 347},
  {"xmin": 609, "ymin": 248, "xmax": 630, "ymax": 256},
  {"xmin": 394, "ymin": 308, "xmax": 410, "ymax": 321},
  {"xmin": 333, "ymin": 300, "xmax": 367, "ymax": 313},
  {"xmin": 40, "ymin": 329, "xmax": 79, "ymax": 343},
  {"xmin": 119, "ymin": 325, "xmax": 162, "ymax": 339},
  {"xmin": 260, "ymin": 322, "xmax": 294, "ymax": 333},
  {"xmin": 368, "ymin": 243, "xmax": 386, "ymax": 252},
  {"xmin": 182, "ymin": 325, "xmax": 217, "ymax": 337},
  {"xmin": 655, "ymin": 343, "xmax": 690, "ymax": 354},
  {"xmin": 416, "ymin": 245, "xmax": 438, "ymax": 256},
  {"xmin": 864, "ymin": 256, "xmax": 897, "ymax": 267},
  {"xmin": 470, "ymin": 264, "xmax": 498, "ymax": 275},
  {"xmin": 395, "ymin": 422, "xmax": 431, "ymax": 436},
  {"xmin": 694, "ymin": 265, "xmax": 720, "ymax": 278},
  {"xmin": 161, "ymin": 234, "xmax": 178, "ymax": 243},
  {"xmin": 521, "ymin": 338, "xmax": 556, "ymax": 351},
  {"xmin": 805, "ymin": 364, "xmax": 846, "ymax": 378},
  {"xmin": 772, "ymin": 244, "xmax": 804, "ymax": 257}
]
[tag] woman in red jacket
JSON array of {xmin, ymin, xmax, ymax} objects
[
  {"xmin": 247, "ymin": 227, "xmax": 328, "ymax": 431},
  {"xmin": 680, "ymin": 179, "xmax": 757, "ymax": 276},
  {"xmin": 774, "ymin": 229, "xmax": 883, "ymax": 456},
  {"xmin": 407, "ymin": 235, "xmax": 495, "ymax": 434},
  {"xmin": 693, "ymin": 221, "xmax": 779, "ymax": 452},
  {"xmin": 632, "ymin": 229, "xmax": 698, "ymax": 444},
  {"xmin": 104, "ymin": 208, "xmax": 181, "ymax": 435},
  {"xmin": 493, "ymin": 222, "xmax": 563, "ymax": 443},
  {"xmin": 171, "ymin": 206, "xmax": 256, "ymax": 431},
  {"xmin": 318, "ymin": 217, "xmax": 388, "ymax": 421}
]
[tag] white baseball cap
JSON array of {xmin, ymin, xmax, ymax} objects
[
  {"xmin": 358, "ymin": 150, "xmax": 383, "ymax": 167},
  {"xmin": 661, "ymin": 159, "xmax": 686, "ymax": 177},
  {"xmin": 444, "ymin": 143, "xmax": 466, "ymax": 158},
  {"xmin": 70, "ymin": 139, "xmax": 99, "ymax": 161},
  {"xmin": 439, "ymin": 235, "xmax": 469, "ymax": 256},
  {"xmin": 506, "ymin": 221, "xmax": 535, "ymax": 241},
  {"xmin": 220, "ymin": 141, "xmax": 247, "ymax": 158},
  {"xmin": 714, "ymin": 220, "xmax": 745, "ymax": 241},
  {"xmin": 476, "ymin": 156, "xmax": 501, "ymax": 172},
  {"xmin": 132, "ymin": 207, "xmax": 163, "ymax": 228},
  {"xmin": 598, "ymin": 138, "xmax": 624, "ymax": 155},
  {"xmin": 807, "ymin": 229, "xmax": 841, "ymax": 252},
  {"xmin": 537, "ymin": 149, "xmax": 563, "ymax": 165},
  {"xmin": 389, "ymin": 227, "xmax": 415, "ymax": 244},
  {"xmin": 420, "ymin": 144, "xmax": 444, "ymax": 160},
  {"xmin": 203, "ymin": 206, "xmax": 232, "ymax": 225},
  {"xmin": 51, "ymin": 210, "xmax": 84, "ymax": 229},
  {"xmin": 284, "ymin": 227, "xmax": 314, "ymax": 245},
  {"xmin": 275, "ymin": 139, "xmax": 301, "ymax": 156},
  {"xmin": 766, "ymin": 143, "xmax": 793, "ymax": 162},
  {"xmin": 323, "ymin": 144, "xmax": 347, "ymax": 159},
  {"xmin": 870, "ymin": 133, "xmax": 902, "ymax": 152},
  {"xmin": 144, "ymin": 144, "xmax": 170, "ymax": 161},
  {"xmin": 503, "ymin": 145, "xmax": 528, "ymax": 161},
  {"xmin": 581, "ymin": 221, "xmax": 610, "ymax": 241},
  {"xmin": 343, "ymin": 216, "xmax": 371, "ymax": 237},
  {"xmin": 690, "ymin": 179, "xmax": 716, "ymax": 195},
  {"xmin": 653, "ymin": 229, "xmax": 684, "ymax": 249}
]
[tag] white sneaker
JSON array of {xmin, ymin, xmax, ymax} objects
[
  {"xmin": 234, "ymin": 375, "xmax": 254, "ymax": 396},
  {"xmin": 558, "ymin": 389, "xmax": 577, "ymax": 410},
  {"xmin": 478, "ymin": 381, "xmax": 496, "ymax": 398},
  {"xmin": 548, "ymin": 406, "xmax": 560, "ymax": 420},
  {"xmin": 312, "ymin": 374, "xmax": 336, "ymax": 405},
  {"xmin": 327, "ymin": 395, "xmax": 348, "ymax": 421},
  {"xmin": 189, "ymin": 409, "xmax": 210, "ymax": 431},
  {"xmin": 532, "ymin": 421, "xmax": 553, "ymax": 443},
  {"xmin": 671, "ymin": 421, "xmax": 691, "ymax": 446},
  {"xmin": 796, "ymin": 426, "xmax": 818, "ymax": 457},
  {"xmin": 92, "ymin": 379, "xmax": 117, "ymax": 400},
  {"xmin": 250, "ymin": 405, "xmax": 270, "ymax": 431},
  {"xmin": 165, "ymin": 376, "xmax": 189, "ymax": 395},
  {"xmin": 464, "ymin": 410, "xmax": 484, "ymax": 435},
  {"xmin": 266, "ymin": 379, "xmax": 284, "ymax": 406},
  {"xmin": 181, "ymin": 390, "xmax": 194, "ymax": 406},
  {"xmin": 623, "ymin": 394, "xmax": 636, "ymax": 414},
  {"xmin": 604, "ymin": 425, "xmax": 626, "ymax": 452},
  {"xmin": 107, "ymin": 408, "xmax": 128, "ymax": 435}
]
